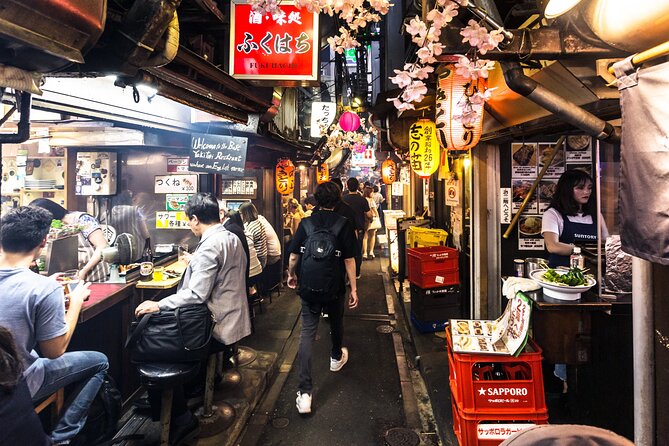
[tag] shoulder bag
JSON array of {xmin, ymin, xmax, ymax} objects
[{"xmin": 125, "ymin": 304, "xmax": 213, "ymax": 364}]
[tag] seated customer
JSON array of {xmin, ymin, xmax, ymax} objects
[
  {"xmin": 0, "ymin": 206, "xmax": 108, "ymax": 446},
  {"xmin": 134, "ymin": 194, "xmax": 251, "ymax": 444},
  {"xmin": 0, "ymin": 326, "xmax": 51, "ymax": 445}
]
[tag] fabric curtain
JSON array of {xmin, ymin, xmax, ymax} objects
[{"xmin": 615, "ymin": 57, "xmax": 669, "ymax": 265}]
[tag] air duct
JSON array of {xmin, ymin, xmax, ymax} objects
[
  {"xmin": 473, "ymin": 0, "xmax": 620, "ymax": 142},
  {"xmin": 501, "ymin": 61, "xmax": 619, "ymax": 142}
]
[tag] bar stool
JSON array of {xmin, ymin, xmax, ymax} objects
[
  {"xmin": 195, "ymin": 352, "xmax": 236, "ymax": 437},
  {"xmin": 137, "ymin": 362, "xmax": 200, "ymax": 446},
  {"xmin": 34, "ymin": 388, "xmax": 64, "ymax": 426}
]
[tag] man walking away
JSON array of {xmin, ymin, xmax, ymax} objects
[
  {"xmin": 287, "ymin": 181, "xmax": 358, "ymax": 415},
  {"xmin": 341, "ymin": 177, "xmax": 372, "ymax": 277},
  {"xmin": 0, "ymin": 206, "xmax": 108, "ymax": 446}
]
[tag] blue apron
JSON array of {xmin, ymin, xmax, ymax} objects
[{"xmin": 548, "ymin": 212, "xmax": 598, "ymax": 267}]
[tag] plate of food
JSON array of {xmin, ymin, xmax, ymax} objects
[
  {"xmin": 567, "ymin": 135, "xmax": 590, "ymax": 151},
  {"xmin": 530, "ymin": 267, "xmax": 596, "ymax": 300},
  {"xmin": 519, "ymin": 216, "xmax": 542, "ymax": 236}
]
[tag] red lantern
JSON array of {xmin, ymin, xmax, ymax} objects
[
  {"xmin": 338, "ymin": 111, "xmax": 361, "ymax": 132},
  {"xmin": 435, "ymin": 65, "xmax": 486, "ymax": 151},
  {"xmin": 381, "ymin": 159, "xmax": 396, "ymax": 185},
  {"xmin": 275, "ymin": 159, "xmax": 295, "ymax": 195},
  {"xmin": 316, "ymin": 163, "xmax": 330, "ymax": 184}
]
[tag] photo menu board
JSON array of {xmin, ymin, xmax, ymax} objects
[{"xmin": 510, "ymin": 136, "xmax": 593, "ymax": 250}]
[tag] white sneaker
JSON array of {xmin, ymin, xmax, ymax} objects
[
  {"xmin": 330, "ymin": 347, "xmax": 349, "ymax": 372},
  {"xmin": 296, "ymin": 391, "xmax": 312, "ymax": 414}
]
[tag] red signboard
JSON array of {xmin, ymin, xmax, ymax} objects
[{"xmin": 230, "ymin": 1, "xmax": 319, "ymax": 81}]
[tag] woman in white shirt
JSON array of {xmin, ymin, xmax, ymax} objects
[{"xmin": 541, "ymin": 169, "xmax": 608, "ymax": 268}]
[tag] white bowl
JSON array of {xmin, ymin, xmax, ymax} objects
[{"xmin": 529, "ymin": 269, "xmax": 596, "ymax": 301}]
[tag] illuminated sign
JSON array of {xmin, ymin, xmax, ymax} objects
[{"xmin": 230, "ymin": 1, "xmax": 319, "ymax": 81}]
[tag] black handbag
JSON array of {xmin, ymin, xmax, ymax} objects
[{"xmin": 125, "ymin": 304, "xmax": 214, "ymax": 364}]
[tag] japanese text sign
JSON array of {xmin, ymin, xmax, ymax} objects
[
  {"xmin": 230, "ymin": 1, "xmax": 319, "ymax": 81},
  {"xmin": 351, "ymin": 147, "xmax": 375, "ymax": 167},
  {"xmin": 190, "ymin": 133, "xmax": 248, "ymax": 177},
  {"xmin": 409, "ymin": 119, "xmax": 440, "ymax": 178},
  {"xmin": 310, "ymin": 102, "xmax": 336, "ymax": 137},
  {"xmin": 156, "ymin": 211, "xmax": 190, "ymax": 229},
  {"xmin": 154, "ymin": 175, "xmax": 198, "ymax": 194}
]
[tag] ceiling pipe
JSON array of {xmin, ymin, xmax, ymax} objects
[{"xmin": 473, "ymin": 0, "xmax": 620, "ymax": 143}]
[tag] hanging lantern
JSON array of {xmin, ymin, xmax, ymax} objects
[
  {"xmin": 316, "ymin": 163, "xmax": 330, "ymax": 184},
  {"xmin": 338, "ymin": 111, "xmax": 361, "ymax": 132},
  {"xmin": 275, "ymin": 158, "xmax": 295, "ymax": 195},
  {"xmin": 409, "ymin": 119, "xmax": 440, "ymax": 178},
  {"xmin": 381, "ymin": 159, "xmax": 396, "ymax": 184},
  {"xmin": 435, "ymin": 65, "xmax": 486, "ymax": 151}
]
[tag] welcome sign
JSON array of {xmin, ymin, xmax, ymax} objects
[
  {"xmin": 189, "ymin": 133, "xmax": 248, "ymax": 177},
  {"xmin": 229, "ymin": 0, "xmax": 319, "ymax": 81}
]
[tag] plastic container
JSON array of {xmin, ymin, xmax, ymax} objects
[
  {"xmin": 410, "ymin": 311, "xmax": 450, "ymax": 333},
  {"xmin": 451, "ymin": 400, "xmax": 549, "ymax": 446},
  {"xmin": 407, "ymin": 246, "xmax": 459, "ymax": 288},
  {"xmin": 446, "ymin": 329, "xmax": 547, "ymax": 414},
  {"xmin": 407, "ymin": 226, "xmax": 448, "ymax": 248},
  {"xmin": 410, "ymin": 284, "xmax": 462, "ymax": 320}
]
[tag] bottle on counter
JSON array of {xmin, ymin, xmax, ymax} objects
[
  {"xmin": 570, "ymin": 246, "xmax": 584, "ymax": 270},
  {"xmin": 139, "ymin": 240, "xmax": 154, "ymax": 281}
]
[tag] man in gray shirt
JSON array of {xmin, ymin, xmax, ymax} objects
[{"xmin": 0, "ymin": 206, "xmax": 108, "ymax": 445}]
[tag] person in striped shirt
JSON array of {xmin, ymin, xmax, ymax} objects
[{"xmin": 239, "ymin": 203, "xmax": 268, "ymax": 269}]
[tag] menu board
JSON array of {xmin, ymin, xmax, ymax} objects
[
  {"xmin": 190, "ymin": 133, "xmax": 248, "ymax": 177},
  {"xmin": 510, "ymin": 136, "xmax": 593, "ymax": 251},
  {"xmin": 450, "ymin": 292, "xmax": 532, "ymax": 356}
]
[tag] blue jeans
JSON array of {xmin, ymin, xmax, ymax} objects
[
  {"xmin": 31, "ymin": 351, "xmax": 109, "ymax": 444},
  {"xmin": 298, "ymin": 296, "xmax": 345, "ymax": 394}
]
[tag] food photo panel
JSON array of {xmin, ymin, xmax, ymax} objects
[
  {"xmin": 538, "ymin": 142, "xmax": 565, "ymax": 178},
  {"xmin": 511, "ymin": 143, "xmax": 538, "ymax": 178},
  {"xmin": 512, "ymin": 179, "xmax": 538, "ymax": 213}
]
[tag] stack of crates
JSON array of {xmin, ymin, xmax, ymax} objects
[
  {"xmin": 407, "ymin": 246, "xmax": 460, "ymax": 332},
  {"xmin": 446, "ymin": 330, "xmax": 549, "ymax": 446}
]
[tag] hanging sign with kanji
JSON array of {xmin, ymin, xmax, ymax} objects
[
  {"xmin": 409, "ymin": 119, "xmax": 440, "ymax": 178},
  {"xmin": 230, "ymin": 0, "xmax": 319, "ymax": 81}
]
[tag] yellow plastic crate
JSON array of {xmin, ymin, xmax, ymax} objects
[{"xmin": 407, "ymin": 227, "xmax": 448, "ymax": 248}]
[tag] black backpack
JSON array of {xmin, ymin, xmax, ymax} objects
[
  {"xmin": 69, "ymin": 374, "xmax": 132, "ymax": 446},
  {"xmin": 298, "ymin": 216, "xmax": 347, "ymax": 302}
]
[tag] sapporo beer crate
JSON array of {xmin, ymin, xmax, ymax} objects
[
  {"xmin": 407, "ymin": 246, "xmax": 459, "ymax": 288},
  {"xmin": 451, "ymin": 400, "xmax": 549, "ymax": 446},
  {"xmin": 407, "ymin": 226, "xmax": 448, "ymax": 248},
  {"xmin": 446, "ymin": 329, "xmax": 547, "ymax": 414}
]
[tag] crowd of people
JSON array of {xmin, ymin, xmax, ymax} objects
[{"xmin": 0, "ymin": 176, "xmax": 387, "ymax": 445}]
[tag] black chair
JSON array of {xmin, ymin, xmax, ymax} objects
[
  {"xmin": 137, "ymin": 362, "xmax": 200, "ymax": 446},
  {"xmin": 258, "ymin": 260, "xmax": 282, "ymax": 304}
]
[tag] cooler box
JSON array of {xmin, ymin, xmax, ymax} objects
[
  {"xmin": 407, "ymin": 226, "xmax": 448, "ymax": 248},
  {"xmin": 407, "ymin": 246, "xmax": 459, "ymax": 288},
  {"xmin": 410, "ymin": 284, "xmax": 462, "ymax": 321}
]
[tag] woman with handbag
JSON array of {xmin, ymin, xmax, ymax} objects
[{"xmin": 362, "ymin": 186, "xmax": 381, "ymax": 260}]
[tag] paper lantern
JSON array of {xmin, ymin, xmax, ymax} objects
[
  {"xmin": 338, "ymin": 111, "xmax": 361, "ymax": 132},
  {"xmin": 275, "ymin": 158, "xmax": 295, "ymax": 195},
  {"xmin": 435, "ymin": 66, "xmax": 485, "ymax": 150},
  {"xmin": 409, "ymin": 119, "xmax": 440, "ymax": 178},
  {"xmin": 381, "ymin": 159, "xmax": 396, "ymax": 184},
  {"xmin": 316, "ymin": 163, "xmax": 330, "ymax": 184}
]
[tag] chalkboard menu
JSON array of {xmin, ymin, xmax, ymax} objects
[{"xmin": 190, "ymin": 133, "xmax": 248, "ymax": 177}]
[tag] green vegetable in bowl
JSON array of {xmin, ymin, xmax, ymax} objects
[
  {"xmin": 51, "ymin": 219, "xmax": 63, "ymax": 229},
  {"xmin": 542, "ymin": 267, "xmax": 590, "ymax": 286}
]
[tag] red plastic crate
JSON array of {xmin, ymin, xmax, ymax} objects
[
  {"xmin": 451, "ymin": 399, "xmax": 549, "ymax": 446},
  {"xmin": 407, "ymin": 246, "xmax": 459, "ymax": 288},
  {"xmin": 446, "ymin": 330, "xmax": 546, "ymax": 414}
]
